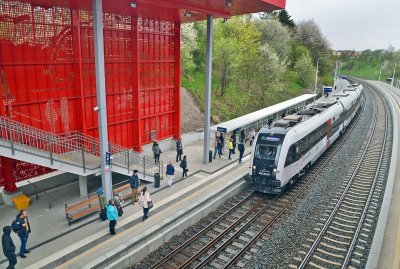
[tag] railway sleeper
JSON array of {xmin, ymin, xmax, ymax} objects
[
  {"xmin": 332, "ymin": 220, "xmax": 357, "ymax": 229},
  {"xmin": 326, "ymin": 230, "xmax": 352, "ymax": 239},
  {"xmin": 308, "ymin": 261, "xmax": 327, "ymax": 269},
  {"xmin": 311, "ymin": 254, "xmax": 341, "ymax": 266},
  {"xmin": 319, "ymin": 241, "xmax": 346, "ymax": 251},
  {"xmin": 316, "ymin": 247, "xmax": 345, "ymax": 258},
  {"xmin": 329, "ymin": 224, "xmax": 354, "ymax": 234}
]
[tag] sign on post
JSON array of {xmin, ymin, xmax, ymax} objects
[
  {"xmin": 323, "ymin": 86, "xmax": 333, "ymax": 93},
  {"xmin": 217, "ymin": 127, "xmax": 227, "ymax": 133},
  {"xmin": 105, "ymin": 152, "xmax": 111, "ymax": 165},
  {"xmin": 151, "ymin": 130, "xmax": 157, "ymax": 141}
]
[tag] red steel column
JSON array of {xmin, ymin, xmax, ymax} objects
[
  {"xmin": 72, "ymin": 9, "xmax": 88, "ymax": 134},
  {"xmin": 132, "ymin": 17, "xmax": 142, "ymax": 151},
  {"xmin": 173, "ymin": 22, "xmax": 181, "ymax": 139},
  {"xmin": 1, "ymin": 157, "xmax": 17, "ymax": 193}
]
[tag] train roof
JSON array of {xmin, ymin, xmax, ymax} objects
[{"xmin": 259, "ymin": 82, "xmax": 362, "ymax": 135}]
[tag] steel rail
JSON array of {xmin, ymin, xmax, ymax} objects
[
  {"xmin": 298, "ymin": 80, "xmax": 385, "ymax": 268},
  {"xmin": 214, "ymin": 96, "xmax": 367, "ymax": 269},
  {"xmin": 149, "ymin": 191, "xmax": 260, "ymax": 269},
  {"xmin": 340, "ymin": 79, "xmax": 389, "ymax": 268}
]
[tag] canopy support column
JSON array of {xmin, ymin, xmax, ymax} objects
[
  {"xmin": 93, "ymin": 0, "xmax": 112, "ymax": 200},
  {"xmin": 203, "ymin": 15, "xmax": 213, "ymax": 164}
]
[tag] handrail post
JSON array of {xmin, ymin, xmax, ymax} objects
[
  {"xmin": 81, "ymin": 146, "xmax": 86, "ymax": 173},
  {"xmin": 48, "ymin": 135, "xmax": 53, "ymax": 165},
  {"xmin": 35, "ymin": 185, "xmax": 39, "ymax": 200},
  {"xmin": 143, "ymin": 156, "xmax": 146, "ymax": 179},
  {"xmin": 7, "ymin": 120, "xmax": 15, "ymax": 155},
  {"xmin": 127, "ymin": 149, "xmax": 130, "ymax": 173}
]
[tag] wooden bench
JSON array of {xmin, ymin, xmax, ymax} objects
[
  {"xmin": 113, "ymin": 183, "xmax": 143, "ymax": 202},
  {"xmin": 64, "ymin": 183, "xmax": 143, "ymax": 225},
  {"xmin": 65, "ymin": 196, "xmax": 100, "ymax": 226}
]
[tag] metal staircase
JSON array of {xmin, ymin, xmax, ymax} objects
[{"xmin": 0, "ymin": 117, "xmax": 160, "ymax": 181}]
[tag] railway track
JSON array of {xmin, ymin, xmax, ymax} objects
[
  {"xmin": 290, "ymin": 81, "xmax": 389, "ymax": 269},
  {"xmin": 137, "ymin": 89, "xmax": 368, "ymax": 269}
]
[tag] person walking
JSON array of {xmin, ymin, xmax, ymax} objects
[
  {"xmin": 176, "ymin": 139, "xmax": 183, "ymax": 162},
  {"xmin": 228, "ymin": 138, "xmax": 234, "ymax": 160},
  {"xmin": 180, "ymin": 155, "xmax": 188, "ymax": 178},
  {"xmin": 129, "ymin": 170, "xmax": 140, "ymax": 205},
  {"xmin": 166, "ymin": 161, "xmax": 175, "ymax": 187},
  {"xmin": 238, "ymin": 141, "xmax": 245, "ymax": 163},
  {"xmin": 15, "ymin": 210, "xmax": 31, "ymax": 258},
  {"xmin": 106, "ymin": 199, "xmax": 118, "ymax": 235},
  {"xmin": 138, "ymin": 186, "xmax": 152, "ymax": 221},
  {"xmin": 231, "ymin": 132, "xmax": 237, "ymax": 154},
  {"xmin": 152, "ymin": 141, "xmax": 161, "ymax": 163},
  {"xmin": 2, "ymin": 226, "xmax": 17, "ymax": 269}
]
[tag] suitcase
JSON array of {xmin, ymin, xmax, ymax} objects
[{"xmin": 99, "ymin": 209, "xmax": 107, "ymax": 221}]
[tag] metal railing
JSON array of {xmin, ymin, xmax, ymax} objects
[
  {"xmin": 26, "ymin": 180, "xmax": 52, "ymax": 209},
  {"xmin": 0, "ymin": 117, "xmax": 161, "ymax": 176}
]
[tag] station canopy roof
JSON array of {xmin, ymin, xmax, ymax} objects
[
  {"xmin": 14, "ymin": 0, "xmax": 286, "ymax": 22},
  {"xmin": 210, "ymin": 94, "xmax": 317, "ymax": 134}
]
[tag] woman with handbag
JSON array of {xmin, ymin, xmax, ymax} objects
[{"xmin": 138, "ymin": 186, "xmax": 153, "ymax": 221}]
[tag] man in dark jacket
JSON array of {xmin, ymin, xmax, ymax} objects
[
  {"xmin": 176, "ymin": 139, "xmax": 183, "ymax": 162},
  {"xmin": 2, "ymin": 226, "xmax": 17, "ymax": 269},
  {"xmin": 238, "ymin": 141, "xmax": 245, "ymax": 163},
  {"xmin": 16, "ymin": 210, "xmax": 31, "ymax": 258},
  {"xmin": 130, "ymin": 170, "xmax": 140, "ymax": 205}
]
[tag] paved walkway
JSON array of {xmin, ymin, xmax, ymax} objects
[{"xmin": 0, "ymin": 138, "xmax": 251, "ymax": 268}]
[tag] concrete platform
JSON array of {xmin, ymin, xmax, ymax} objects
[{"xmin": 0, "ymin": 138, "xmax": 252, "ymax": 269}]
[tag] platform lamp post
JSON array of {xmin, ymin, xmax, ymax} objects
[
  {"xmin": 314, "ymin": 58, "xmax": 321, "ymax": 94},
  {"xmin": 378, "ymin": 62, "xmax": 383, "ymax": 81},
  {"xmin": 93, "ymin": 0, "xmax": 113, "ymax": 200},
  {"xmin": 391, "ymin": 63, "xmax": 397, "ymax": 87},
  {"xmin": 203, "ymin": 15, "xmax": 213, "ymax": 164}
]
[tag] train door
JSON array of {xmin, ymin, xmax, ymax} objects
[{"xmin": 326, "ymin": 118, "xmax": 332, "ymax": 148}]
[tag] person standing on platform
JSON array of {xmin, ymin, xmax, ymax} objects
[
  {"xmin": 130, "ymin": 170, "xmax": 140, "ymax": 205},
  {"xmin": 213, "ymin": 134, "xmax": 221, "ymax": 159},
  {"xmin": 240, "ymin": 129, "xmax": 245, "ymax": 143},
  {"xmin": 228, "ymin": 138, "xmax": 234, "ymax": 160},
  {"xmin": 232, "ymin": 132, "xmax": 237, "ymax": 154},
  {"xmin": 248, "ymin": 129, "xmax": 256, "ymax": 146},
  {"xmin": 15, "ymin": 210, "xmax": 31, "ymax": 258},
  {"xmin": 176, "ymin": 139, "xmax": 183, "ymax": 162},
  {"xmin": 152, "ymin": 141, "xmax": 161, "ymax": 163},
  {"xmin": 166, "ymin": 161, "xmax": 175, "ymax": 187},
  {"xmin": 180, "ymin": 155, "xmax": 188, "ymax": 178},
  {"xmin": 238, "ymin": 141, "xmax": 245, "ymax": 163},
  {"xmin": 97, "ymin": 187, "xmax": 107, "ymax": 221},
  {"xmin": 219, "ymin": 133, "xmax": 225, "ymax": 155},
  {"xmin": 138, "ymin": 186, "xmax": 152, "ymax": 221},
  {"xmin": 106, "ymin": 199, "xmax": 118, "ymax": 235},
  {"xmin": 2, "ymin": 226, "xmax": 17, "ymax": 269},
  {"xmin": 113, "ymin": 193, "xmax": 124, "ymax": 217}
]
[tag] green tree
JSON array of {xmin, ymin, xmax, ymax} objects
[
  {"xmin": 295, "ymin": 54, "xmax": 315, "ymax": 88},
  {"xmin": 254, "ymin": 18, "xmax": 292, "ymax": 60},
  {"xmin": 278, "ymin": 10, "xmax": 295, "ymax": 29},
  {"xmin": 181, "ymin": 23, "xmax": 197, "ymax": 79}
]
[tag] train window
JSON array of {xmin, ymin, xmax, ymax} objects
[{"xmin": 285, "ymin": 145, "xmax": 297, "ymax": 166}]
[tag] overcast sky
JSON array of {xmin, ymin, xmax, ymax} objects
[{"xmin": 285, "ymin": 0, "xmax": 400, "ymax": 51}]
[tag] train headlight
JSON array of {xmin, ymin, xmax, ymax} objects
[
  {"xmin": 272, "ymin": 168, "xmax": 277, "ymax": 175},
  {"xmin": 253, "ymin": 165, "xmax": 256, "ymax": 170}
]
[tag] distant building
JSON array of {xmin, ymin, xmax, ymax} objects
[{"xmin": 332, "ymin": 50, "xmax": 362, "ymax": 57}]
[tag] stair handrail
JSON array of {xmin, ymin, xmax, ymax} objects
[{"xmin": 0, "ymin": 117, "xmax": 161, "ymax": 176}]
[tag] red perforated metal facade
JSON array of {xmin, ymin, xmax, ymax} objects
[
  {"xmin": 0, "ymin": 0, "xmax": 285, "ymax": 187},
  {"xmin": 0, "ymin": 3, "xmax": 180, "ymax": 150}
]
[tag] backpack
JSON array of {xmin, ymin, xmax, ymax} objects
[{"xmin": 11, "ymin": 219, "xmax": 21, "ymax": 233}]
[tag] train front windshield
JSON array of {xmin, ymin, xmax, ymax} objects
[{"xmin": 255, "ymin": 134, "xmax": 284, "ymax": 165}]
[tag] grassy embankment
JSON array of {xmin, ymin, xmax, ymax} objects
[{"xmin": 182, "ymin": 70, "xmax": 310, "ymax": 123}]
